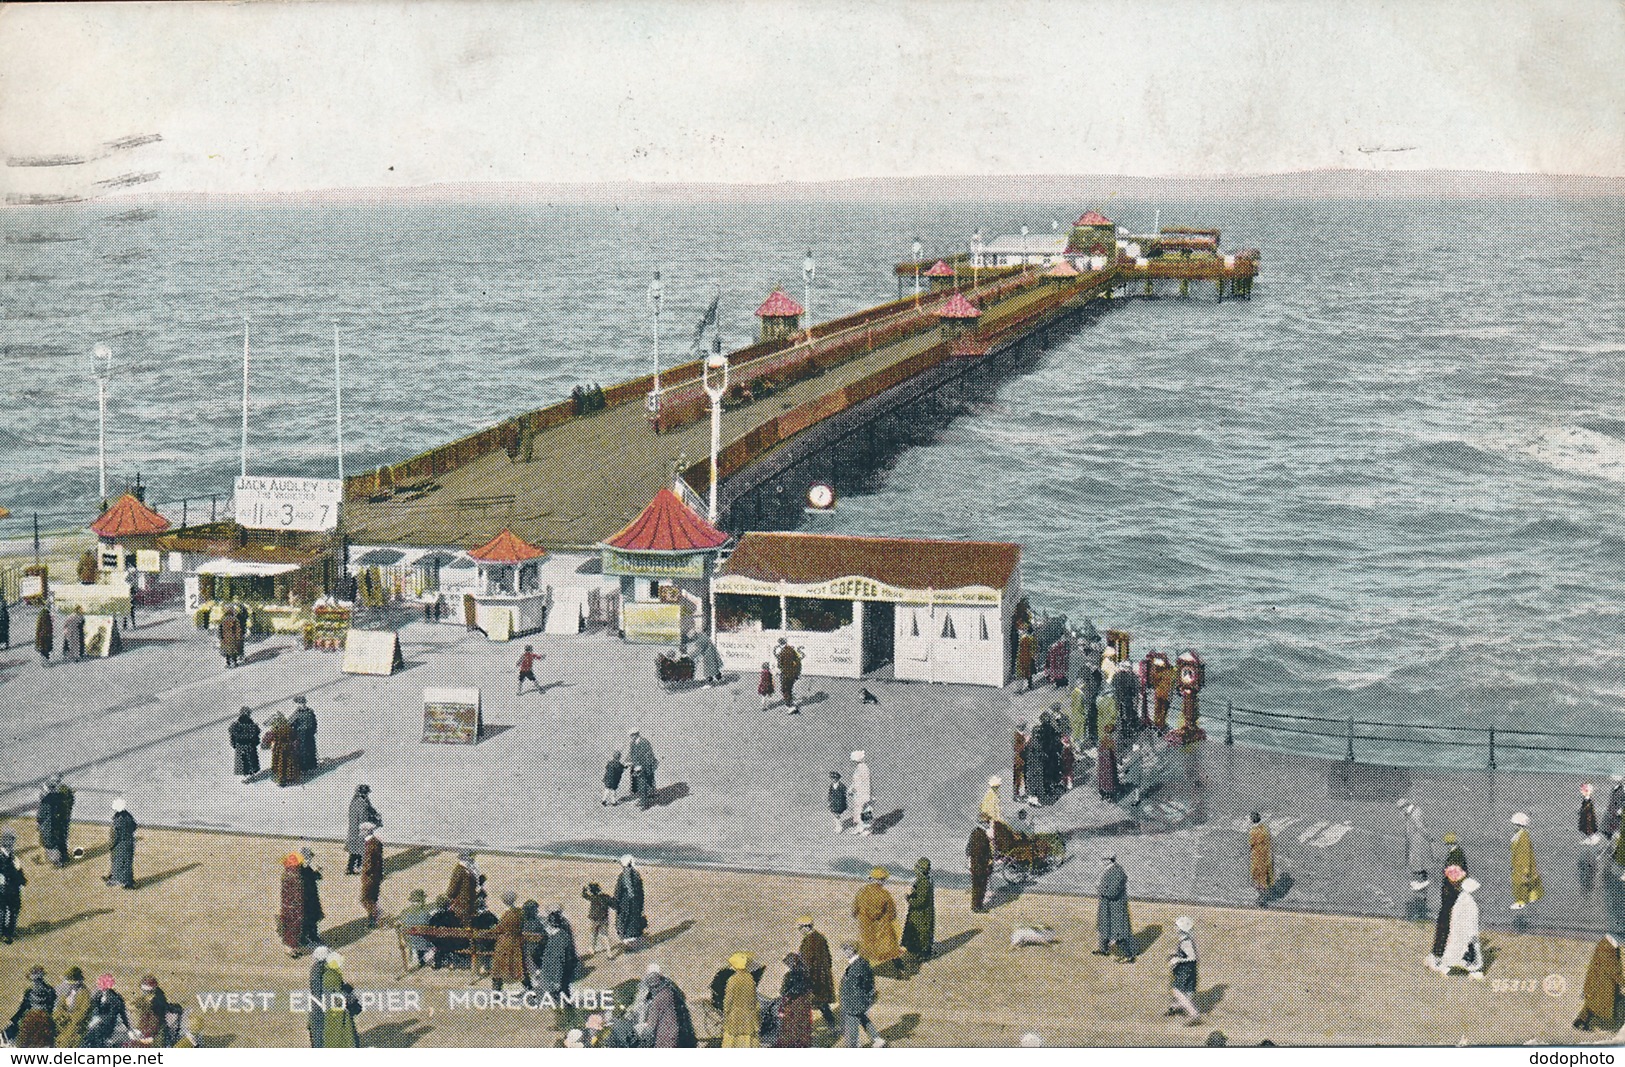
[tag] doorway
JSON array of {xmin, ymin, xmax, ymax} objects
[{"xmin": 861, "ymin": 600, "xmax": 895, "ymax": 673}]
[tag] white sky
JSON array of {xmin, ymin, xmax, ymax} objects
[{"xmin": 1, "ymin": 0, "xmax": 1621, "ymax": 195}]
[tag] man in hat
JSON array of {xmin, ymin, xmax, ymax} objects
[
  {"xmin": 968, "ymin": 815, "xmax": 994, "ymax": 912},
  {"xmin": 33, "ymin": 605, "xmax": 52, "ymax": 663},
  {"xmin": 397, "ymin": 890, "xmax": 434, "ymax": 968},
  {"xmin": 54, "ymin": 967, "xmax": 90, "ymax": 1048},
  {"xmin": 218, "ymin": 603, "xmax": 243, "ymax": 668},
  {"xmin": 261, "ymin": 710, "xmax": 298, "ymax": 786},
  {"xmin": 1400, "ymin": 801, "xmax": 1434, "ymax": 891},
  {"xmin": 1607, "ymin": 777, "xmax": 1625, "ymax": 840},
  {"xmin": 0, "ymin": 830, "xmax": 22, "ymax": 942},
  {"xmin": 776, "ymin": 637, "xmax": 803, "ymax": 712},
  {"xmin": 35, "ymin": 780, "xmax": 65, "ymax": 868},
  {"xmin": 850, "ymin": 751, "xmax": 872, "ymax": 835},
  {"xmin": 980, "ymin": 776, "xmax": 1003, "ymax": 825},
  {"xmin": 229, "ymin": 708, "xmax": 261, "ymax": 780},
  {"xmin": 721, "ymin": 951, "xmax": 760, "ymax": 1047},
  {"xmin": 300, "ymin": 847, "xmax": 326, "ymax": 948},
  {"xmin": 447, "ymin": 851, "xmax": 481, "ymax": 924},
  {"xmin": 614, "ymin": 855, "xmax": 647, "ymax": 946},
  {"xmin": 602, "ymin": 750, "xmax": 625, "ymax": 807},
  {"xmin": 628, "ymin": 729, "xmax": 658, "ymax": 805},
  {"xmin": 797, "ymin": 917, "xmax": 837, "ymax": 1029},
  {"xmin": 828, "ymin": 770, "xmax": 849, "ymax": 833},
  {"xmin": 8, "ymin": 965, "xmax": 57, "ymax": 1047},
  {"xmin": 345, "ymin": 785, "xmax": 383, "ymax": 875},
  {"xmin": 853, "ymin": 867, "xmax": 901, "ymax": 970},
  {"xmin": 290, "ymin": 696, "xmax": 319, "ymax": 775},
  {"xmin": 358, "ymin": 824, "xmax": 384, "ymax": 927},
  {"xmin": 1511, "ymin": 813, "xmax": 1542, "ymax": 909},
  {"xmin": 516, "ymin": 643, "xmax": 544, "ymax": 695},
  {"xmin": 492, "ymin": 890, "xmax": 528, "ymax": 991},
  {"xmin": 1094, "ymin": 854, "xmax": 1135, "ymax": 962},
  {"xmin": 1167, "ymin": 916, "xmax": 1202, "ymax": 1025},
  {"xmin": 1249, "ymin": 813, "xmax": 1274, "ymax": 906},
  {"xmin": 838, "ymin": 942, "xmax": 884, "ymax": 1047},
  {"xmin": 106, "ymin": 798, "xmax": 137, "ymax": 889}
]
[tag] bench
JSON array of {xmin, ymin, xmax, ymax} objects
[{"xmin": 397, "ymin": 925, "xmax": 547, "ymax": 974}]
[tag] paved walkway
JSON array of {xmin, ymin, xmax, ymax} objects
[{"xmin": 1, "ymin": 604, "xmax": 1617, "ymax": 942}]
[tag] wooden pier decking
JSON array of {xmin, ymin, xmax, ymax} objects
[{"xmin": 343, "ymin": 253, "xmax": 1257, "ymax": 551}]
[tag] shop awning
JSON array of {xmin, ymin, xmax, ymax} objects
[
  {"xmin": 196, "ymin": 559, "xmax": 302, "ymax": 578},
  {"xmin": 416, "ymin": 551, "xmax": 458, "ymax": 568},
  {"xmin": 356, "ymin": 548, "xmax": 406, "ymax": 565}
]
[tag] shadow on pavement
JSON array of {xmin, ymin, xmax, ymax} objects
[
  {"xmin": 480, "ymin": 724, "xmax": 516, "ymax": 742},
  {"xmin": 879, "ymin": 1012, "xmax": 920, "ymax": 1043},
  {"xmin": 642, "ymin": 917, "xmax": 697, "ymax": 950},
  {"xmin": 140, "ymin": 861, "xmax": 202, "ymax": 890},
  {"xmin": 931, "ymin": 927, "xmax": 980, "ymax": 959},
  {"xmin": 383, "ymin": 845, "xmax": 437, "ymax": 879},
  {"xmin": 238, "ymin": 647, "xmax": 283, "ymax": 667},
  {"xmin": 1133, "ymin": 922, "xmax": 1164, "ymax": 956},
  {"xmin": 640, "ymin": 783, "xmax": 690, "ymax": 810},
  {"xmin": 18, "ymin": 907, "xmax": 114, "ymax": 937},
  {"xmin": 323, "ymin": 915, "xmax": 376, "ymax": 949},
  {"xmin": 304, "ymin": 750, "xmax": 365, "ymax": 782},
  {"xmin": 1196, "ymin": 983, "xmax": 1228, "ymax": 1014},
  {"xmin": 870, "ymin": 808, "xmax": 905, "ymax": 835},
  {"xmin": 364, "ymin": 1019, "xmax": 435, "ymax": 1048}
]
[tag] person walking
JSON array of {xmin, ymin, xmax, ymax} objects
[
  {"xmin": 1401, "ymin": 801, "xmax": 1435, "ymax": 891},
  {"xmin": 290, "ymin": 697, "xmax": 319, "ymax": 776},
  {"xmin": 849, "ymin": 751, "xmax": 872, "ymax": 835},
  {"xmin": 613, "ymin": 855, "xmax": 648, "ymax": 948},
  {"xmin": 1012, "ymin": 722, "xmax": 1029, "ymax": 799},
  {"xmin": 838, "ymin": 943, "xmax": 884, "ymax": 1047},
  {"xmin": 1582, "ymin": 784, "xmax": 1600, "ymax": 838},
  {"xmin": 628, "ymin": 730, "xmax": 658, "ymax": 805},
  {"xmin": 34, "ymin": 605, "xmax": 52, "ymax": 663},
  {"xmin": 62, "ymin": 607, "xmax": 84, "ymax": 662},
  {"xmin": 689, "ymin": 629, "xmax": 723, "ymax": 687},
  {"xmin": 261, "ymin": 711, "xmax": 298, "ymax": 786},
  {"xmin": 218, "ymin": 604, "xmax": 243, "ymax": 668},
  {"xmin": 968, "ymin": 816, "xmax": 994, "ymax": 913},
  {"xmin": 539, "ymin": 908, "xmax": 580, "ymax": 998},
  {"xmin": 1094, "ymin": 854, "xmax": 1136, "ymax": 963},
  {"xmin": 320, "ymin": 952, "xmax": 360, "ymax": 1048},
  {"xmin": 757, "ymin": 661, "xmax": 775, "ymax": 710},
  {"xmin": 299, "ymin": 847, "xmax": 326, "ymax": 949},
  {"xmin": 1015, "ymin": 624, "xmax": 1036, "ymax": 691},
  {"xmin": 901, "ymin": 857, "xmax": 935, "ymax": 965},
  {"xmin": 1574, "ymin": 934, "xmax": 1624, "ymax": 1031},
  {"xmin": 492, "ymin": 891, "xmax": 529, "ymax": 991},
  {"xmin": 36, "ymin": 781, "xmax": 65, "ymax": 868},
  {"xmin": 345, "ymin": 785, "xmax": 382, "ymax": 875},
  {"xmin": 358, "ymin": 824, "xmax": 383, "ymax": 928},
  {"xmin": 1096, "ymin": 725, "xmax": 1120, "ymax": 800},
  {"xmin": 1434, "ymin": 877, "xmax": 1484, "ymax": 977},
  {"xmin": 797, "ymin": 917, "xmax": 837, "ymax": 1030},
  {"xmin": 775, "ymin": 952, "xmax": 814, "ymax": 1048},
  {"xmin": 602, "ymin": 751, "xmax": 625, "ymax": 806},
  {"xmin": 516, "ymin": 644, "xmax": 543, "ymax": 695},
  {"xmin": 721, "ymin": 952, "xmax": 760, "ymax": 1047},
  {"xmin": 853, "ymin": 867, "xmax": 902, "ymax": 971},
  {"xmin": 828, "ymin": 771, "xmax": 849, "ymax": 834},
  {"xmin": 1249, "ymin": 812, "xmax": 1275, "ymax": 906},
  {"xmin": 979, "ymin": 776, "xmax": 1003, "ymax": 825},
  {"xmin": 229, "ymin": 708, "xmax": 261, "ymax": 780},
  {"xmin": 1166, "ymin": 916, "xmax": 1203, "ymax": 1025},
  {"xmin": 776, "ymin": 638, "xmax": 803, "ymax": 713},
  {"xmin": 1511, "ymin": 812, "xmax": 1542, "ymax": 910},
  {"xmin": 582, "ymin": 882, "xmax": 615, "ymax": 957},
  {"xmin": 280, "ymin": 853, "xmax": 308, "ymax": 957},
  {"xmin": 0, "ymin": 830, "xmax": 22, "ymax": 943},
  {"xmin": 306, "ymin": 947, "xmax": 330, "ymax": 1046},
  {"xmin": 1607, "ymin": 777, "xmax": 1625, "ymax": 840},
  {"xmin": 106, "ymin": 798, "xmax": 137, "ymax": 889}
]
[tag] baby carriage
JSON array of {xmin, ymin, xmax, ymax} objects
[
  {"xmin": 992, "ymin": 816, "xmax": 1066, "ymax": 886},
  {"xmin": 656, "ymin": 651, "xmax": 696, "ymax": 686}
]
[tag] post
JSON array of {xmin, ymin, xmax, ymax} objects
[
  {"xmin": 648, "ymin": 271, "xmax": 664, "ymax": 396},
  {"xmin": 802, "ymin": 252, "xmax": 815, "ymax": 344},
  {"xmin": 912, "ymin": 240, "xmax": 922, "ymax": 306},
  {"xmin": 702, "ymin": 354, "xmax": 730, "ymax": 523},
  {"xmin": 1344, "ymin": 716, "xmax": 1355, "ymax": 764},
  {"xmin": 210, "ymin": 495, "xmax": 217, "ymax": 523},
  {"xmin": 241, "ymin": 318, "xmax": 250, "ymax": 478},
  {"xmin": 1225, "ymin": 700, "xmax": 1234, "ymax": 746},
  {"xmin": 94, "ymin": 343, "xmax": 111, "ymax": 502},
  {"xmin": 1487, "ymin": 725, "xmax": 1497, "ymax": 770},
  {"xmin": 181, "ymin": 499, "xmax": 188, "ymax": 528},
  {"xmin": 334, "ymin": 322, "xmax": 345, "ymax": 483},
  {"xmin": 32, "ymin": 512, "xmax": 40, "ymax": 568}
]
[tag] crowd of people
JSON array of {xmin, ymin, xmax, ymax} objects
[{"xmin": 4, "ymin": 967, "xmax": 200, "ymax": 1048}]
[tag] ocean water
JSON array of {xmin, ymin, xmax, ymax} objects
[{"xmin": 3, "ymin": 196, "xmax": 1623, "ymax": 767}]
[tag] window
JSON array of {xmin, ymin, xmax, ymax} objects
[
  {"xmin": 786, "ymin": 597, "xmax": 853, "ymax": 633},
  {"xmin": 716, "ymin": 593, "xmax": 782, "ymax": 633},
  {"xmin": 941, "ymin": 613, "xmax": 956, "ymax": 639}
]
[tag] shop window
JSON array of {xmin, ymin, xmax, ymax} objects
[
  {"xmin": 716, "ymin": 593, "xmax": 782, "ymax": 633},
  {"xmin": 786, "ymin": 597, "xmax": 853, "ymax": 633},
  {"xmin": 941, "ymin": 613, "xmax": 956, "ymax": 639}
]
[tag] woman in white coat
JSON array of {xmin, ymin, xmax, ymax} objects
[{"xmin": 1434, "ymin": 877, "xmax": 1484, "ymax": 978}]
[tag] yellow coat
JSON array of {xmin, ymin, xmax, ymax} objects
[
  {"xmin": 1249, "ymin": 824, "xmax": 1275, "ymax": 889},
  {"xmin": 979, "ymin": 788, "xmax": 1002, "ymax": 824},
  {"xmin": 721, "ymin": 969, "xmax": 760, "ymax": 1048},
  {"xmin": 1583, "ymin": 938, "xmax": 1622, "ymax": 1025},
  {"xmin": 854, "ymin": 883, "xmax": 901, "ymax": 965},
  {"xmin": 53, "ymin": 987, "xmax": 91, "ymax": 1048},
  {"xmin": 1511, "ymin": 829, "xmax": 1542, "ymax": 904}
]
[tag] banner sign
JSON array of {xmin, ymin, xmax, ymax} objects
[
  {"xmin": 422, "ymin": 687, "xmax": 482, "ymax": 745},
  {"xmin": 234, "ymin": 476, "xmax": 343, "ymax": 532}
]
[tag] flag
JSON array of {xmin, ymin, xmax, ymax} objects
[{"xmin": 691, "ymin": 294, "xmax": 720, "ymax": 353}]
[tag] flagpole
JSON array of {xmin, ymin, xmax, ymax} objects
[
  {"xmin": 334, "ymin": 322, "xmax": 344, "ymax": 483},
  {"xmin": 241, "ymin": 318, "xmax": 250, "ymax": 479}
]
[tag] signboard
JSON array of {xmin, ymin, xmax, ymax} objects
[
  {"xmin": 136, "ymin": 549, "xmax": 161, "ymax": 573},
  {"xmin": 83, "ymin": 615, "xmax": 119, "ymax": 658},
  {"xmin": 234, "ymin": 476, "xmax": 343, "ymax": 532},
  {"xmin": 20, "ymin": 575, "xmax": 44, "ymax": 600},
  {"xmin": 341, "ymin": 629, "xmax": 403, "ymax": 675},
  {"xmin": 422, "ymin": 686, "xmax": 482, "ymax": 745},
  {"xmin": 601, "ymin": 548, "xmax": 707, "ymax": 580},
  {"xmin": 623, "ymin": 601, "xmax": 681, "ymax": 644}
]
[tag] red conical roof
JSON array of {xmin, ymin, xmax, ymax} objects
[
  {"xmin": 1075, "ymin": 210, "xmax": 1112, "ymax": 226},
  {"xmin": 923, "ymin": 259, "xmax": 955, "ymax": 277},
  {"xmin": 1046, "ymin": 257, "xmax": 1080, "ymax": 277},
  {"xmin": 936, "ymin": 292, "xmax": 982, "ymax": 319},
  {"xmin": 91, "ymin": 494, "xmax": 170, "ymax": 538},
  {"xmin": 469, "ymin": 527, "xmax": 546, "ymax": 564},
  {"xmin": 602, "ymin": 488, "xmax": 730, "ymax": 554},
  {"xmin": 754, "ymin": 289, "xmax": 804, "ymax": 318}
]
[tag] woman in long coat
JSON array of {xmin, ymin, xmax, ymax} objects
[
  {"xmin": 775, "ymin": 953, "xmax": 814, "ymax": 1048},
  {"xmin": 721, "ymin": 953, "xmax": 760, "ymax": 1048},
  {"xmin": 613, "ymin": 857, "xmax": 647, "ymax": 942},
  {"xmin": 1403, "ymin": 803, "xmax": 1435, "ymax": 888},
  {"xmin": 1575, "ymin": 935, "xmax": 1623, "ymax": 1030},
  {"xmin": 218, "ymin": 605, "xmax": 244, "ymax": 668},
  {"xmin": 358, "ymin": 827, "xmax": 384, "ymax": 927},
  {"xmin": 1249, "ymin": 813, "xmax": 1275, "ymax": 904},
  {"xmin": 1015, "ymin": 627, "xmax": 1036, "ymax": 689},
  {"xmin": 491, "ymin": 892, "xmax": 528, "ymax": 990},
  {"xmin": 901, "ymin": 858, "xmax": 935, "ymax": 961},
  {"xmin": 34, "ymin": 607, "xmax": 52, "ymax": 661},
  {"xmin": 1096, "ymin": 727, "xmax": 1119, "ymax": 800},
  {"xmin": 279, "ymin": 853, "xmax": 307, "ymax": 956},
  {"xmin": 229, "ymin": 708, "xmax": 260, "ymax": 777},
  {"xmin": 537, "ymin": 911, "xmax": 578, "ymax": 996},
  {"xmin": 853, "ymin": 869, "xmax": 901, "ymax": 967},
  {"xmin": 320, "ymin": 955, "xmax": 359, "ymax": 1047},
  {"xmin": 53, "ymin": 969, "xmax": 90, "ymax": 1048},
  {"xmin": 260, "ymin": 713, "xmax": 297, "ymax": 786},
  {"xmin": 1095, "ymin": 856, "xmax": 1134, "ymax": 960},
  {"xmin": 1511, "ymin": 814, "xmax": 1542, "ymax": 908},
  {"xmin": 1436, "ymin": 877, "xmax": 1482, "ymax": 974},
  {"xmin": 106, "ymin": 798, "xmax": 136, "ymax": 888}
]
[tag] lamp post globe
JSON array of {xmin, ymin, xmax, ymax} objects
[
  {"xmin": 801, "ymin": 252, "xmax": 815, "ymax": 343},
  {"xmin": 702, "ymin": 352, "xmax": 731, "ymax": 523},
  {"xmin": 647, "ymin": 270, "xmax": 665, "ymax": 401}
]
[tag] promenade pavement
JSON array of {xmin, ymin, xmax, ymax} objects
[{"xmin": 1, "ymin": 603, "xmax": 1618, "ymax": 944}]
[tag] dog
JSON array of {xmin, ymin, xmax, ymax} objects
[{"xmin": 860, "ymin": 688, "xmax": 879, "ymax": 705}]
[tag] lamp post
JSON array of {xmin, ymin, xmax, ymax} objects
[
  {"xmin": 1021, "ymin": 224, "xmax": 1029, "ymax": 268},
  {"xmin": 647, "ymin": 271, "xmax": 664, "ymax": 409},
  {"xmin": 93, "ymin": 343, "xmax": 112, "ymax": 502},
  {"xmin": 972, "ymin": 230, "xmax": 983, "ymax": 291},
  {"xmin": 702, "ymin": 351, "xmax": 730, "ymax": 524},
  {"xmin": 801, "ymin": 251, "xmax": 815, "ymax": 344},
  {"xmin": 912, "ymin": 239, "xmax": 922, "ymax": 306}
]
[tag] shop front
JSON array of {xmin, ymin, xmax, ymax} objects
[{"xmin": 598, "ymin": 488, "xmax": 730, "ymax": 643}]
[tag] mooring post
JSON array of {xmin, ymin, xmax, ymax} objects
[
  {"xmin": 1216, "ymin": 278, "xmax": 1225, "ymax": 301},
  {"xmin": 1179, "ymin": 278, "xmax": 1190, "ymax": 298},
  {"xmin": 1344, "ymin": 716, "xmax": 1356, "ymax": 763},
  {"xmin": 1487, "ymin": 725, "xmax": 1497, "ymax": 770},
  {"xmin": 1144, "ymin": 278, "xmax": 1154, "ymax": 297},
  {"xmin": 1225, "ymin": 700, "xmax": 1234, "ymax": 745}
]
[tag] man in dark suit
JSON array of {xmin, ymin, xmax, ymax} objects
[{"xmin": 838, "ymin": 943, "xmax": 883, "ymax": 1048}]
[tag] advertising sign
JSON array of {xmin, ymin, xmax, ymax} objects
[{"xmin": 234, "ymin": 476, "xmax": 343, "ymax": 532}]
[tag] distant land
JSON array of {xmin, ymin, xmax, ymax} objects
[{"xmin": 8, "ymin": 169, "xmax": 1623, "ymax": 206}]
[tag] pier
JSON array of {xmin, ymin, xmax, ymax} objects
[{"xmin": 342, "ymin": 229, "xmax": 1259, "ymax": 551}]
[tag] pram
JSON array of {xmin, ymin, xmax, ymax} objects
[
  {"xmin": 656, "ymin": 652, "xmax": 696, "ymax": 685},
  {"xmin": 992, "ymin": 817, "xmax": 1066, "ymax": 886}
]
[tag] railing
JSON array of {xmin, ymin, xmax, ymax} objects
[{"xmin": 1223, "ymin": 700, "xmax": 1625, "ymax": 772}]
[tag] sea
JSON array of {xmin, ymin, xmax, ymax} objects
[{"xmin": 3, "ymin": 195, "xmax": 1623, "ymax": 770}]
